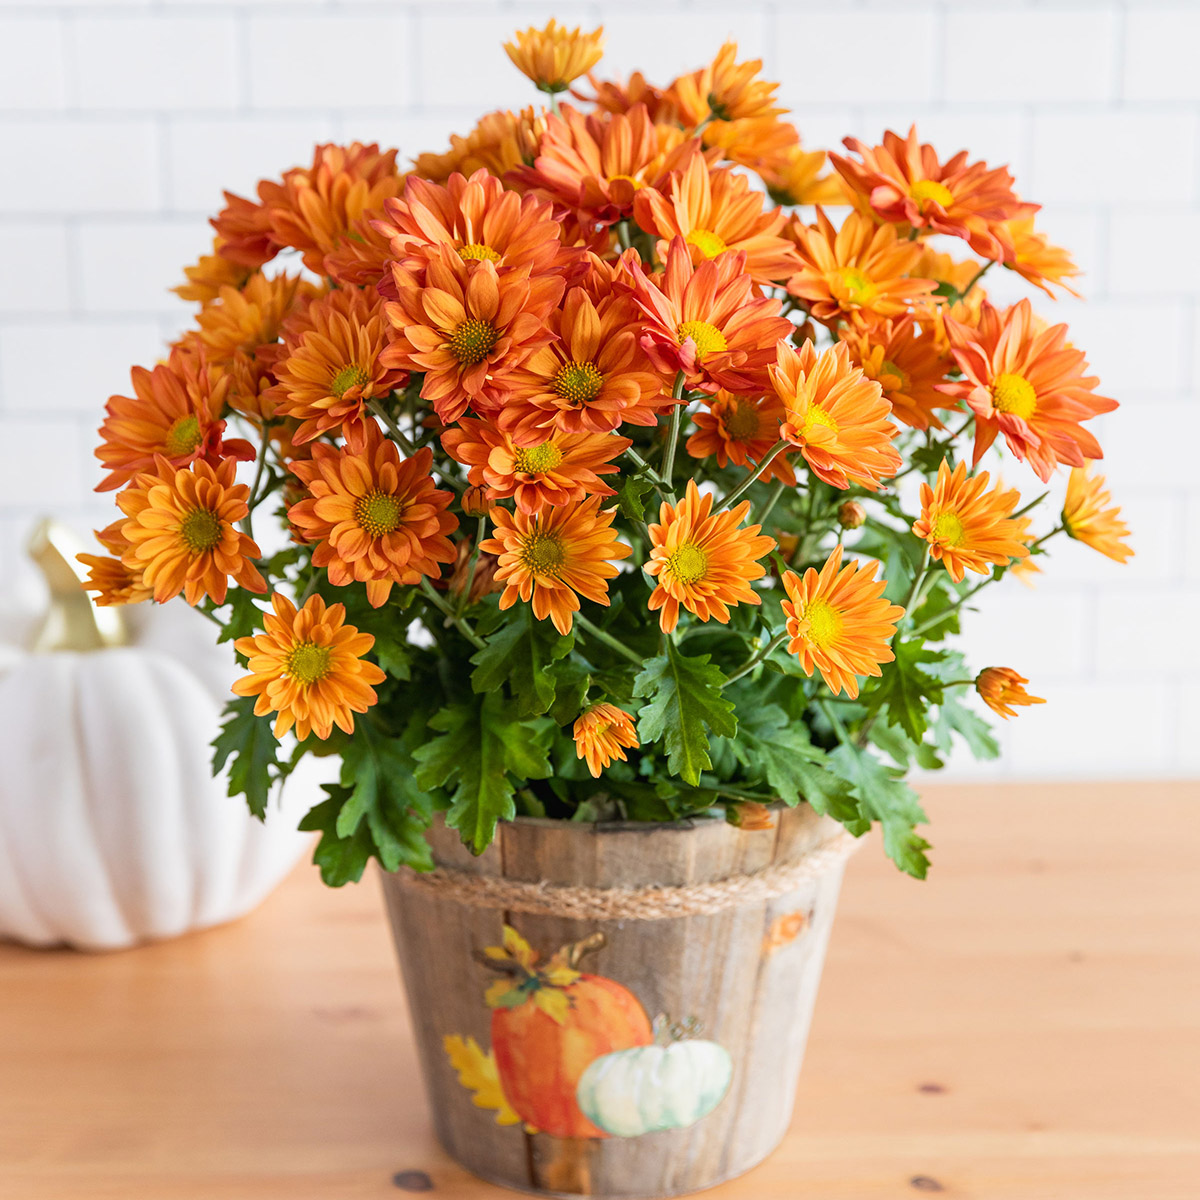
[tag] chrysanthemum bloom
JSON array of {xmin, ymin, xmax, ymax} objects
[
  {"xmin": 941, "ymin": 298, "xmax": 1117, "ymax": 482},
  {"xmin": 174, "ymin": 239, "xmax": 253, "ymax": 305},
  {"xmin": 975, "ymin": 667, "xmax": 1045, "ymax": 720},
  {"xmin": 840, "ymin": 315, "xmax": 952, "ymax": 431},
  {"xmin": 633, "ymin": 156, "xmax": 801, "ymax": 285},
  {"xmin": 233, "ymin": 593, "xmax": 386, "ymax": 742},
  {"xmin": 504, "ymin": 18, "xmax": 605, "ymax": 93},
  {"xmin": 442, "ymin": 417, "xmax": 629, "ymax": 515},
  {"xmin": 376, "ymin": 169, "xmax": 573, "ymax": 286},
  {"xmin": 912, "ymin": 459, "xmax": 1029, "ymax": 583},
  {"xmin": 573, "ymin": 702, "xmax": 639, "ymax": 777},
  {"xmin": 480, "ymin": 495, "xmax": 631, "ymax": 636},
  {"xmin": 496, "ymin": 288, "xmax": 665, "ymax": 443},
  {"xmin": 288, "ymin": 426, "xmax": 457, "ymax": 608},
  {"xmin": 631, "ymin": 238, "xmax": 793, "ymax": 395},
  {"xmin": 580, "ymin": 70, "xmax": 677, "ymax": 122},
  {"xmin": 645, "ymin": 481, "xmax": 776, "ymax": 634},
  {"xmin": 1062, "ymin": 466, "xmax": 1133, "ymax": 563},
  {"xmin": 412, "ymin": 107, "xmax": 547, "ymax": 185},
  {"xmin": 829, "ymin": 126, "xmax": 1023, "ymax": 260},
  {"xmin": 666, "ymin": 41, "xmax": 786, "ymax": 127},
  {"xmin": 323, "ymin": 212, "xmax": 396, "ymax": 291},
  {"xmin": 77, "ymin": 553, "xmax": 154, "ymax": 607},
  {"xmin": 210, "ymin": 190, "xmax": 276, "ymax": 269},
  {"xmin": 699, "ymin": 114, "xmax": 799, "ymax": 177},
  {"xmin": 1000, "ymin": 211, "xmax": 1082, "ymax": 299},
  {"xmin": 787, "ymin": 209, "xmax": 936, "ymax": 329},
  {"xmin": 780, "ymin": 544, "xmax": 904, "ymax": 699},
  {"xmin": 269, "ymin": 287, "xmax": 406, "ymax": 444},
  {"xmin": 117, "ymin": 457, "xmax": 266, "ymax": 606},
  {"xmin": 513, "ymin": 103, "xmax": 701, "ymax": 229},
  {"xmin": 686, "ymin": 391, "xmax": 797, "ymax": 485},
  {"xmin": 95, "ymin": 344, "xmax": 253, "ymax": 492},
  {"xmin": 381, "ymin": 247, "xmax": 563, "ymax": 424},
  {"xmin": 911, "ymin": 247, "xmax": 984, "ymax": 297},
  {"xmin": 770, "ymin": 340, "xmax": 902, "ymax": 490},
  {"xmin": 761, "ymin": 145, "xmax": 848, "ymax": 207}
]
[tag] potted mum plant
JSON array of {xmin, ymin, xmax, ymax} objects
[{"xmin": 82, "ymin": 19, "xmax": 1132, "ymax": 1198}]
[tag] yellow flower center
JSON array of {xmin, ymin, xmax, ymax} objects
[
  {"xmin": 991, "ymin": 372, "xmax": 1037, "ymax": 420},
  {"xmin": 520, "ymin": 528, "xmax": 567, "ymax": 576},
  {"xmin": 354, "ymin": 490, "xmax": 403, "ymax": 538},
  {"xmin": 677, "ymin": 320, "xmax": 728, "ymax": 357},
  {"xmin": 179, "ymin": 507, "xmax": 222, "ymax": 554},
  {"xmin": 285, "ymin": 641, "xmax": 331, "ymax": 686},
  {"xmin": 607, "ymin": 173, "xmax": 642, "ymax": 190},
  {"xmin": 931, "ymin": 510, "xmax": 967, "ymax": 547},
  {"xmin": 800, "ymin": 598, "xmax": 843, "ymax": 649},
  {"xmin": 837, "ymin": 267, "xmax": 878, "ymax": 306},
  {"xmin": 163, "ymin": 414, "xmax": 202, "ymax": 458},
  {"xmin": 685, "ymin": 228, "xmax": 729, "ymax": 259},
  {"xmin": 457, "ymin": 242, "xmax": 502, "ymax": 263},
  {"xmin": 879, "ymin": 359, "xmax": 908, "ymax": 392},
  {"xmin": 330, "ymin": 363, "xmax": 371, "ymax": 399},
  {"xmin": 552, "ymin": 360, "xmax": 604, "ymax": 406},
  {"xmin": 667, "ymin": 543, "xmax": 709, "ymax": 586},
  {"xmin": 723, "ymin": 399, "xmax": 760, "ymax": 441},
  {"xmin": 512, "ymin": 441, "xmax": 564, "ymax": 474},
  {"xmin": 801, "ymin": 403, "xmax": 839, "ymax": 438},
  {"xmin": 449, "ymin": 317, "xmax": 499, "ymax": 365},
  {"xmin": 909, "ymin": 178, "xmax": 954, "ymax": 209}
]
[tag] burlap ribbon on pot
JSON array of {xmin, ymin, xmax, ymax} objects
[{"xmin": 395, "ymin": 830, "xmax": 858, "ymax": 921}]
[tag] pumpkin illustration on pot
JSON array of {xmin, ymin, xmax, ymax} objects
[
  {"xmin": 576, "ymin": 1016, "xmax": 734, "ymax": 1138},
  {"xmin": 481, "ymin": 926, "xmax": 653, "ymax": 1139}
]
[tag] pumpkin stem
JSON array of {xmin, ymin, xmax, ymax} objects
[{"xmin": 561, "ymin": 931, "xmax": 606, "ymax": 969}]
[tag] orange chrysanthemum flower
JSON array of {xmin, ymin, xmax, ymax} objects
[
  {"xmin": 79, "ymin": 520, "xmax": 153, "ymax": 606},
  {"xmin": 514, "ymin": 103, "xmax": 701, "ymax": 228},
  {"xmin": 761, "ymin": 145, "xmax": 848, "ymax": 207},
  {"xmin": 770, "ymin": 340, "xmax": 902, "ymax": 490},
  {"xmin": 699, "ymin": 114, "xmax": 798, "ymax": 176},
  {"xmin": 1001, "ymin": 211, "xmax": 1082, "ymax": 299},
  {"xmin": 117, "ymin": 456, "xmax": 266, "ymax": 606},
  {"xmin": 633, "ymin": 156, "xmax": 801, "ymax": 285},
  {"xmin": 840, "ymin": 315, "xmax": 952, "ymax": 431},
  {"xmin": 941, "ymin": 298, "xmax": 1117, "ymax": 482},
  {"xmin": 95, "ymin": 343, "xmax": 253, "ymax": 492},
  {"xmin": 376, "ymin": 169, "xmax": 573, "ymax": 286},
  {"xmin": 496, "ymin": 287, "xmax": 664, "ymax": 443},
  {"xmin": 686, "ymin": 391, "xmax": 797, "ymax": 486},
  {"xmin": 504, "ymin": 18, "xmax": 605, "ymax": 93},
  {"xmin": 645, "ymin": 480, "xmax": 776, "ymax": 634},
  {"xmin": 210, "ymin": 190, "xmax": 276, "ymax": 269},
  {"xmin": 912, "ymin": 459, "xmax": 1029, "ymax": 583},
  {"xmin": 174, "ymin": 239, "xmax": 253, "ymax": 305},
  {"xmin": 573, "ymin": 702, "xmax": 639, "ymax": 778},
  {"xmin": 667, "ymin": 41, "xmax": 786, "ymax": 127},
  {"xmin": 780, "ymin": 544, "xmax": 904, "ymax": 699},
  {"xmin": 412, "ymin": 107, "xmax": 547, "ymax": 185},
  {"xmin": 631, "ymin": 237, "xmax": 793, "ymax": 395},
  {"xmin": 1062, "ymin": 466, "xmax": 1133, "ymax": 563},
  {"xmin": 232, "ymin": 593, "xmax": 386, "ymax": 742},
  {"xmin": 441, "ymin": 417, "xmax": 629, "ymax": 515},
  {"xmin": 382, "ymin": 248, "xmax": 562, "ymax": 424},
  {"xmin": 577, "ymin": 70, "xmax": 676, "ymax": 123},
  {"xmin": 830, "ymin": 126, "xmax": 1023, "ymax": 260},
  {"xmin": 975, "ymin": 667, "xmax": 1045, "ymax": 720},
  {"xmin": 480, "ymin": 494, "xmax": 631, "ymax": 636},
  {"xmin": 288, "ymin": 425, "xmax": 457, "ymax": 608},
  {"xmin": 270, "ymin": 287, "xmax": 405, "ymax": 444},
  {"xmin": 323, "ymin": 212, "xmax": 396, "ymax": 291},
  {"xmin": 911, "ymin": 247, "xmax": 983, "ymax": 297},
  {"xmin": 786, "ymin": 209, "xmax": 936, "ymax": 329}
]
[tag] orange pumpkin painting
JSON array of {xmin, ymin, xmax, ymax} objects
[{"xmin": 480, "ymin": 927, "xmax": 653, "ymax": 1138}]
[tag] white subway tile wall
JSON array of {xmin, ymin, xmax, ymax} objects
[{"xmin": 0, "ymin": 0, "xmax": 1192, "ymax": 778}]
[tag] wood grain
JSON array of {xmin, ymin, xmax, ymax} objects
[{"xmin": 1, "ymin": 781, "xmax": 1198, "ymax": 1200}]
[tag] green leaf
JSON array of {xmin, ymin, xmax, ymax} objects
[
  {"xmin": 213, "ymin": 588, "xmax": 267, "ymax": 648},
  {"xmin": 864, "ymin": 640, "xmax": 946, "ymax": 743},
  {"xmin": 413, "ymin": 692, "xmax": 551, "ymax": 854},
  {"xmin": 469, "ymin": 606, "xmax": 573, "ymax": 716},
  {"xmin": 211, "ymin": 695, "xmax": 282, "ymax": 819},
  {"xmin": 933, "ymin": 691, "xmax": 1001, "ymax": 760},
  {"xmin": 830, "ymin": 743, "xmax": 931, "ymax": 878},
  {"xmin": 548, "ymin": 659, "xmax": 592, "ymax": 726},
  {"xmin": 634, "ymin": 643, "xmax": 737, "ymax": 786},
  {"xmin": 617, "ymin": 474, "xmax": 656, "ymax": 522},
  {"xmin": 733, "ymin": 705, "xmax": 862, "ymax": 824},
  {"xmin": 299, "ymin": 788, "xmax": 375, "ymax": 886},
  {"xmin": 911, "ymin": 583, "xmax": 962, "ymax": 641}
]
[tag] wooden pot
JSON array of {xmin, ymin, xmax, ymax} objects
[{"xmin": 379, "ymin": 804, "xmax": 848, "ymax": 1199}]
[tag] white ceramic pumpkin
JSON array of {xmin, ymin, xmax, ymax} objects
[
  {"xmin": 576, "ymin": 1038, "xmax": 734, "ymax": 1138},
  {"xmin": 0, "ymin": 521, "xmax": 321, "ymax": 951}
]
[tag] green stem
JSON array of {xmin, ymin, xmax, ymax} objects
[
  {"xmin": 960, "ymin": 260, "xmax": 993, "ymax": 298},
  {"xmin": 725, "ymin": 631, "xmax": 789, "ymax": 685},
  {"xmin": 455, "ymin": 516, "xmax": 488, "ymax": 617},
  {"xmin": 909, "ymin": 576, "xmax": 990, "ymax": 639},
  {"xmin": 660, "ymin": 372, "xmax": 686, "ymax": 493},
  {"xmin": 368, "ymin": 398, "xmax": 416, "ymax": 456},
  {"xmin": 239, "ymin": 431, "xmax": 272, "ymax": 540},
  {"xmin": 714, "ymin": 439, "xmax": 790, "ymax": 513},
  {"xmin": 1031, "ymin": 524, "xmax": 1064, "ymax": 550},
  {"xmin": 574, "ymin": 612, "xmax": 644, "ymax": 666},
  {"xmin": 616, "ymin": 220, "xmax": 632, "ymax": 252},
  {"xmin": 1012, "ymin": 491, "xmax": 1050, "ymax": 521},
  {"xmin": 817, "ymin": 697, "xmax": 851, "ymax": 745},
  {"xmin": 419, "ymin": 577, "xmax": 485, "ymax": 649},
  {"xmin": 900, "ymin": 548, "xmax": 932, "ymax": 630},
  {"xmin": 622, "ymin": 446, "xmax": 672, "ymax": 499},
  {"xmin": 754, "ymin": 478, "xmax": 788, "ymax": 527},
  {"xmin": 298, "ymin": 569, "xmax": 320, "ymax": 606}
]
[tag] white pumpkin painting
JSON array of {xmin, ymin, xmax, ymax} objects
[
  {"xmin": 0, "ymin": 521, "xmax": 324, "ymax": 952},
  {"xmin": 576, "ymin": 1038, "xmax": 734, "ymax": 1139}
]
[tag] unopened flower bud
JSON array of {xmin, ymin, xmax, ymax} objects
[
  {"xmin": 838, "ymin": 500, "xmax": 866, "ymax": 530},
  {"xmin": 726, "ymin": 801, "xmax": 775, "ymax": 831},
  {"xmin": 462, "ymin": 485, "xmax": 495, "ymax": 518}
]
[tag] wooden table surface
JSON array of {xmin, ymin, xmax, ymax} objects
[{"xmin": 2, "ymin": 781, "xmax": 1198, "ymax": 1200}]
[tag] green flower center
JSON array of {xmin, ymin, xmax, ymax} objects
[
  {"xmin": 354, "ymin": 490, "xmax": 403, "ymax": 538},
  {"xmin": 837, "ymin": 267, "xmax": 878, "ymax": 306},
  {"xmin": 331, "ymin": 363, "xmax": 371, "ymax": 399},
  {"xmin": 552, "ymin": 360, "xmax": 604, "ymax": 407},
  {"xmin": 512, "ymin": 442, "xmax": 564, "ymax": 474},
  {"xmin": 723, "ymin": 399, "xmax": 760, "ymax": 441},
  {"xmin": 667, "ymin": 543, "xmax": 709, "ymax": 585},
  {"xmin": 179, "ymin": 507, "xmax": 222, "ymax": 554},
  {"xmin": 163, "ymin": 414, "xmax": 202, "ymax": 458},
  {"xmin": 931, "ymin": 511, "xmax": 967, "ymax": 548},
  {"xmin": 449, "ymin": 317, "xmax": 499, "ymax": 365},
  {"xmin": 285, "ymin": 642, "xmax": 331, "ymax": 686},
  {"xmin": 521, "ymin": 529, "xmax": 566, "ymax": 576}
]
